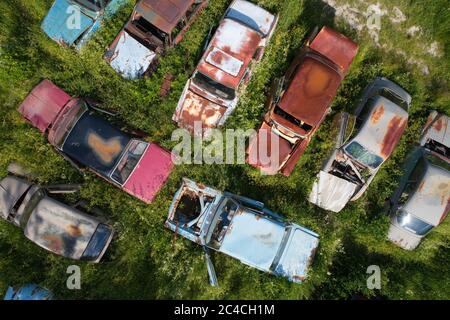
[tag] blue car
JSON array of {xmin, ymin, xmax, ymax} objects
[
  {"xmin": 41, "ymin": 0, "xmax": 127, "ymax": 49},
  {"xmin": 4, "ymin": 284, "xmax": 54, "ymax": 300}
]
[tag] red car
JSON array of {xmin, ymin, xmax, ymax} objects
[
  {"xmin": 247, "ymin": 27, "xmax": 358, "ymax": 176},
  {"xmin": 18, "ymin": 80, "xmax": 174, "ymax": 204}
]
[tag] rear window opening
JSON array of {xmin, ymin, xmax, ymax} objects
[
  {"xmin": 193, "ymin": 72, "xmax": 236, "ymax": 101},
  {"xmin": 424, "ymin": 139, "xmax": 449, "ymax": 160},
  {"xmin": 274, "ymin": 105, "xmax": 312, "ymax": 132}
]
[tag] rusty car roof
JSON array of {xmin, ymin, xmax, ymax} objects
[
  {"xmin": 134, "ymin": 0, "xmax": 195, "ymax": 34},
  {"xmin": 349, "ymin": 96, "xmax": 408, "ymax": 160},
  {"xmin": 278, "ymin": 56, "xmax": 342, "ymax": 127},
  {"xmin": 24, "ymin": 196, "xmax": 100, "ymax": 260},
  {"xmin": 309, "ymin": 26, "xmax": 359, "ymax": 74},
  {"xmin": 197, "ymin": 18, "xmax": 262, "ymax": 89},
  {"xmin": 404, "ymin": 163, "xmax": 450, "ymax": 226}
]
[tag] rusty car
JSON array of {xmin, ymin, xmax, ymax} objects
[
  {"xmin": 165, "ymin": 178, "xmax": 319, "ymax": 285},
  {"xmin": 42, "ymin": 0, "xmax": 127, "ymax": 49},
  {"xmin": 0, "ymin": 168, "xmax": 114, "ymax": 262},
  {"xmin": 309, "ymin": 77, "xmax": 411, "ymax": 212},
  {"xmin": 18, "ymin": 79, "xmax": 174, "ymax": 204},
  {"xmin": 386, "ymin": 112, "xmax": 449, "ymax": 250},
  {"xmin": 172, "ymin": 0, "xmax": 278, "ymax": 135},
  {"xmin": 4, "ymin": 284, "xmax": 54, "ymax": 300},
  {"xmin": 104, "ymin": 0, "xmax": 209, "ymax": 79},
  {"xmin": 246, "ymin": 26, "xmax": 358, "ymax": 176}
]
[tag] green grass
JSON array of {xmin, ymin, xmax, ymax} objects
[{"xmin": 0, "ymin": 0, "xmax": 449, "ymax": 299}]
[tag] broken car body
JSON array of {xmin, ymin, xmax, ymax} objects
[
  {"xmin": 172, "ymin": 0, "xmax": 278, "ymax": 135},
  {"xmin": 309, "ymin": 78, "xmax": 411, "ymax": 212},
  {"xmin": 4, "ymin": 284, "xmax": 54, "ymax": 300},
  {"xmin": 104, "ymin": 0, "xmax": 209, "ymax": 79},
  {"xmin": 0, "ymin": 175, "xmax": 113, "ymax": 262},
  {"xmin": 387, "ymin": 112, "xmax": 449, "ymax": 250},
  {"xmin": 42, "ymin": 0, "xmax": 127, "ymax": 49},
  {"xmin": 18, "ymin": 79, "xmax": 174, "ymax": 204},
  {"xmin": 247, "ymin": 26, "xmax": 358, "ymax": 176},
  {"xmin": 165, "ymin": 178, "xmax": 319, "ymax": 285}
]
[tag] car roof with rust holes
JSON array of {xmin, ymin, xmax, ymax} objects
[
  {"xmin": 196, "ymin": 18, "xmax": 262, "ymax": 89},
  {"xmin": 24, "ymin": 196, "xmax": 101, "ymax": 260},
  {"xmin": 404, "ymin": 163, "xmax": 450, "ymax": 226},
  {"xmin": 134, "ymin": 0, "xmax": 195, "ymax": 34},
  {"xmin": 61, "ymin": 111, "xmax": 131, "ymax": 177},
  {"xmin": 278, "ymin": 56, "xmax": 342, "ymax": 127},
  {"xmin": 349, "ymin": 95, "xmax": 408, "ymax": 160}
]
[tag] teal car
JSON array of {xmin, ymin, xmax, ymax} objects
[{"xmin": 41, "ymin": 0, "xmax": 127, "ymax": 49}]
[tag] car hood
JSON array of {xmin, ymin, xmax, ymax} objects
[
  {"xmin": 247, "ymin": 122, "xmax": 294, "ymax": 175},
  {"xmin": 18, "ymin": 79, "xmax": 71, "ymax": 133},
  {"xmin": 387, "ymin": 223, "xmax": 422, "ymax": 250},
  {"xmin": 309, "ymin": 170, "xmax": 358, "ymax": 212},
  {"xmin": 105, "ymin": 30, "xmax": 157, "ymax": 80},
  {"xmin": 123, "ymin": 143, "xmax": 174, "ymax": 204},
  {"xmin": 24, "ymin": 196, "xmax": 100, "ymax": 260},
  {"xmin": 220, "ymin": 210, "xmax": 285, "ymax": 272},
  {"xmin": 274, "ymin": 227, "xmax": 319, "ymax": 282},
  {"xmin": 41, "ymin": 0, "xmax": 94, "ymax": 46},
  {"xmin": 173, "ymin": 88, "xmax": 227, "ymax": 133}
]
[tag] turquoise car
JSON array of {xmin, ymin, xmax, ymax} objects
[{"xmin": 41, "ymin": 0, "xmax": 127, "ymax": 49}]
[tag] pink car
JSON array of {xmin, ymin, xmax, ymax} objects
[{"xmin": 18, "ymin": 79, "xmax": 174, "ymax": 204}]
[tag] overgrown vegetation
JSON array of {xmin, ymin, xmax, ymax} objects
[{"xmin": 0, "ymin": 0, "xmax": 448, "ymax": 299}]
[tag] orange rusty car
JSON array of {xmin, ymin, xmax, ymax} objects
[
  {"xmin": 172, "ymin": 0, "xmax": 278, "ymax": 135},
  {"xmin": 246, "ymin": 27, "xmax": 358, "ymax": 176}
]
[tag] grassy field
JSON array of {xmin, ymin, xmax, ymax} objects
[{"xmin": 0, "ymin": 0, "xmax": 449, "ymax": 300}]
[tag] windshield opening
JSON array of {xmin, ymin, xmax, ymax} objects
[
  {"xmin": 208, "ymin": 198, "xmax": 239, "ymax": 249},
  {"xmin": 192, "ymin": 72, "xmax": 236, "ymax": 101},
  {"xmin": 274, "ymin": 105, "xmax": 313, "ymax": 132},
  {"xmin": 344, "ymin": 141, "xmax": 383, "ymax": 169},
  {"xmin": 74, "ymin": 0, "xmax": 108, "ymax": 11},
  {"xmin": 111, "ymin": 140, "xmax": 147, "ymax": 185},
  {"xmin": 132, "ymin": 16, "xmax": 167, "ymax": 44},
  {"xmin": 397, "ymin": 211, "xmax": 433, "ymax": 236},
  {"xmin": 19, "ymin": 189, "xmax": 45, "ymax": 229},
  {"xmin": 53, "ymin": 101, "xmax": 88, "ymax": 150}
]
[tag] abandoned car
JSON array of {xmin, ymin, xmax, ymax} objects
[
  {"xmin": 104, "ymin": 0, "xmax": 209, "ymax": 79},
  {"xmin": 309, "ymin": 78, "xmax": 411, "ymax": 212},
  {"xmin": 387, "ymin": 112, "xmax": 449, "ymax": 250},
  {"xmin": 42, "ymin": 0, "xmax": 127, "ymax": 49},
  {"xmin": 172, "ymin": 0, "xmax": 278, "ymax": 135},
  {"xmin": 4, "ymin": 284, "xmax": 54, "ymax": 300},
  {"xmin": 18, "ymin": 79, "xmax": 174, "ymax": 204},
  {"xmin": 0, "ymin": 174, "xmax": 114, "ymax": 262},
  {"xmin": 247, "ymin": 26, "xmax": 358, "ymax": 176},
  {"xmin": 165, "ymin": 178, "xmax": 319, "ymax": 285}
]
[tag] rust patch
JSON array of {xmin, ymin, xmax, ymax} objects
[
  {"xmin": 304, "ymin": 66, "xmax": 332, "ymax": 97},
  {"xmin": 159, "ymin": 74, "xmax": 174, "ymax": 97},
  {"xmin": 87, "ymin": 132, "xmax": 122, "ymax": 164},
  {"xmin": 371, "ymin": 104, "xmax": 385, "ymax": 124},
  {"xmin": 67, "ymin": 225, "xmax": 82, "ymax": 237},
  {"xmin": 380, "ymin": 116, "xmax": 407, "ymax": 158},
  {"xmin": 433, "ymin": 118, "xmax": 444, "ymax": 131},
  {"xmin": 418, "ymin": 180, "xmax": 425, "ymax": 192},
  {"xmin": 43, "ymin": 234, "xmax": 62, "ymax": 252}
]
